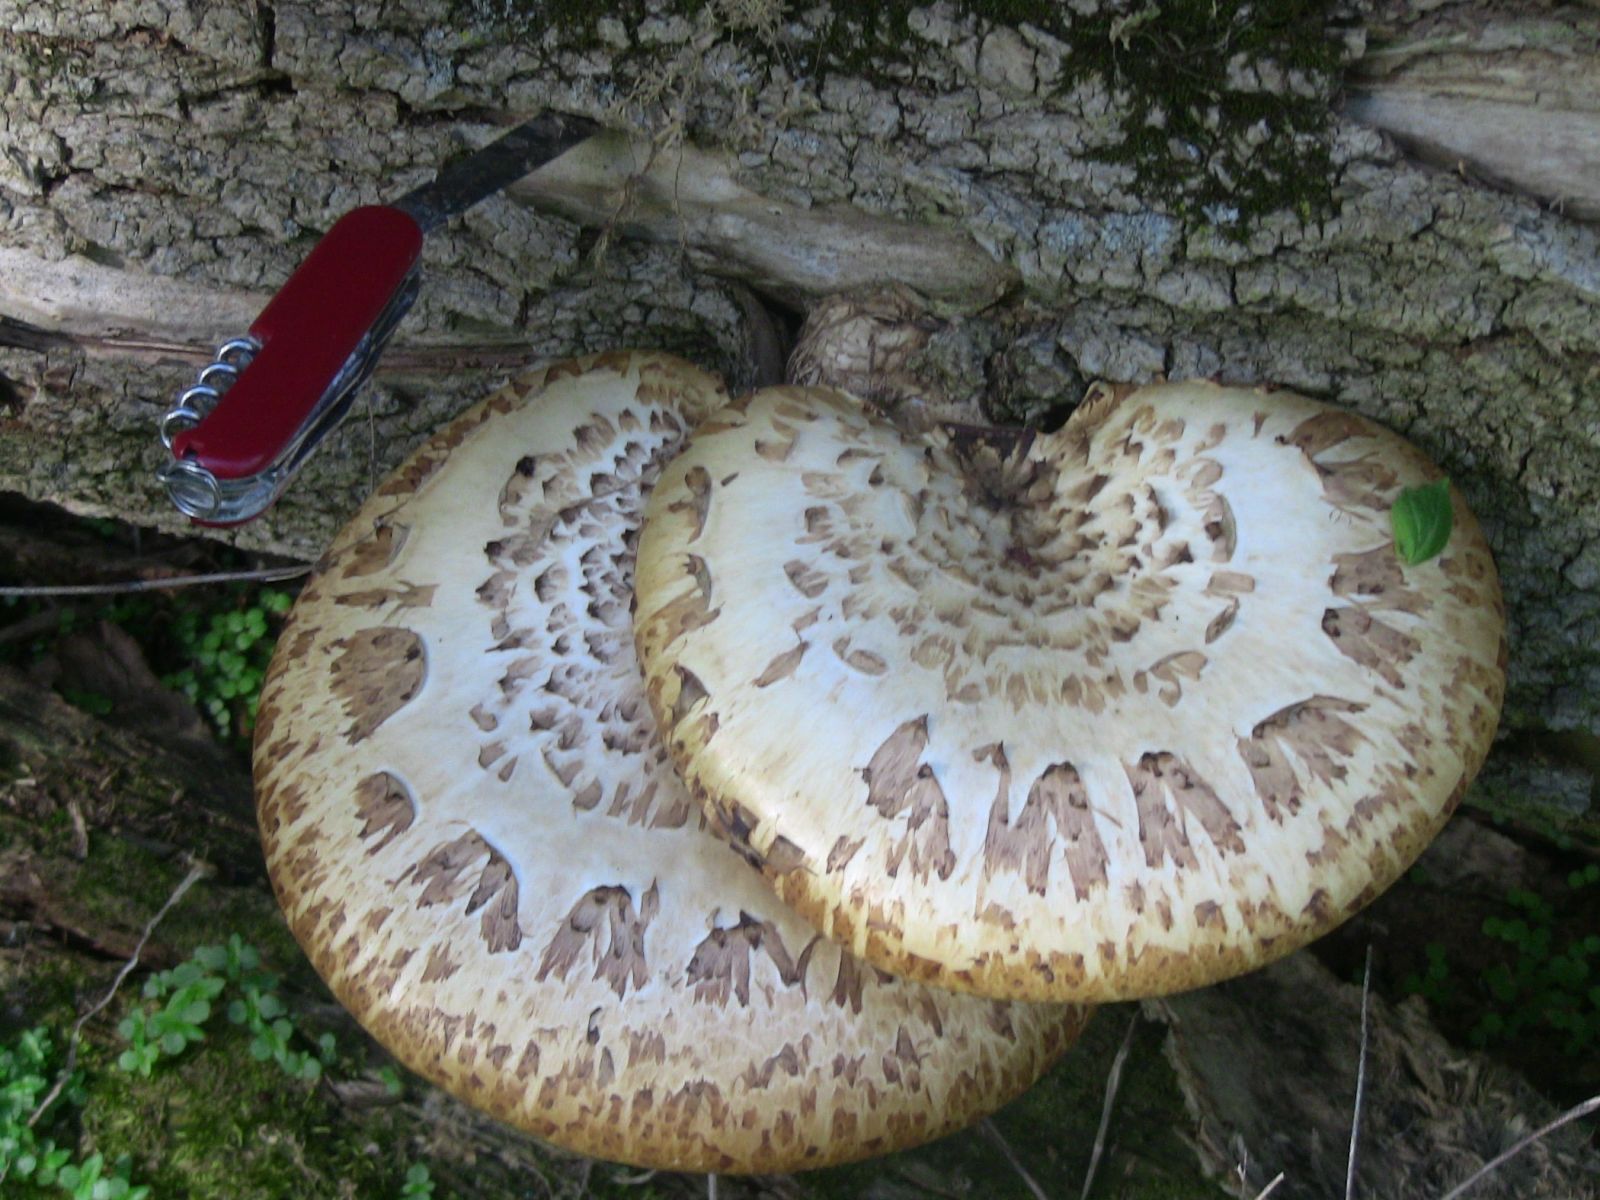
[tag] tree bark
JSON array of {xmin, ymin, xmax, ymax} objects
[
  {"xmin": 3, "ymin": 6, "xmax": 1597, "ymax": 836},
  {"xmin": 2, "ymin": 1, "xmax": 1598, "ymax": 754},
  {"xmin": 1347, "ymin": 2, "xmax": 1600, "ymax": 221}
]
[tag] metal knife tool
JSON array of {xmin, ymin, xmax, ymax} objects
[{"xmin": 157, "ymin": 112, "xmax": 600, "ymax": 525}]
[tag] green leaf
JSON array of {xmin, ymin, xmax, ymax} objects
[
  {"xmin": 1486, "ymin": 964, "xmax": 1517, "ymax": 1002},
  {"xmin": 193, "ymin": 945, "xmax": 227, "ymax": 971},
  {"xmin": 1390, "ymin": 478, "xmax": 1453, "ymax": 565},
  {"xmin": 180, "ymin": 1000, "xmax": 211, "ymax": 1026}
]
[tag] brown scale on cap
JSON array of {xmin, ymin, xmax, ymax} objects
[
  {"xmin": 254, "ymin": 352, "xmax": 1087, "ymax": 1173},
  {"xmin": 633, "ymin": 379, "xmax": 1507, "ymax": 1003}
]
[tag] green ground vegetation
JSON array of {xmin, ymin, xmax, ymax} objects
[
  {"xmin": 1, "ymin": 583, "xmax": 294, "ymax": 756},
  {"xmin": 1403, "ymin": 867, "xmax": 1600, "ymax": 1069},
  {"xmin": 0, "ymin": 936, "xmax": 432, "ymax": 1200},
  {"xmin": 161, "ymin": 590, "xmax": 293, "ymax": 749}
]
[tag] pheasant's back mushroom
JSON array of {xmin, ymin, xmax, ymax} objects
[
  {"xmin": 253, "ymin": 352, "xmax": 1087, "ymax": 1173},
  {"xmin": 632, "ymin": 380, "xmax": 1507, "ymax": 1004}
]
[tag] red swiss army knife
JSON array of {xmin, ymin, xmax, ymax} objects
[{"xmin": 157, "ymin": 112, "xmax": 599, "ymax": 525}]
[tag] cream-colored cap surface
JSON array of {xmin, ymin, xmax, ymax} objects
[
  {"xmin": 633, "ymin": 381, "xmax": 1507, "ymax": 1003},
  {"xmin": 253, "ymin": 352, "xmax": 1087, "ymax": 1173}
]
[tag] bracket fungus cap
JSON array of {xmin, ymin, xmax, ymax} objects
[
  {"xmin": 253, "ymin": 353, "xmax": 1087, "ymax": 1173},
  {"xmin": 632, "ymin": 380, "xmax": 1507, "ymax": 1004}
]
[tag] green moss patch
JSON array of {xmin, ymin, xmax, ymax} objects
[{"xmin": 81, "ymin": 1027, "xmax": 403, "ymax": 1200}]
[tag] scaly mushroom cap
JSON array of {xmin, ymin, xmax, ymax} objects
[
  {"xmin": 632, "ymin": 381, "xmax": 1507, "ymax": 1003},
  {"xmin": 253, "ymin": 352, "xmax": 1087, "ymax": 1173}
]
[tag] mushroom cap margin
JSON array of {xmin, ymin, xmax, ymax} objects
[
  {"xmin": 632, "ymin": 379, "xmax": 1507, "ymax": 1003},
  {"xmin": 253, "ymin": 352, "xmax": 1090, "ymax": 1172}
]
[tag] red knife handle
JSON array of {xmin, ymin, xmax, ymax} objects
[{"xmin": 169, "ymin": 205, "xmax": 424, "ymax": 480}]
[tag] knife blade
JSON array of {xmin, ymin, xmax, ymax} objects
[{"xmin": 158, "ymin": 111, "xmax": 600, "ymax": 525}]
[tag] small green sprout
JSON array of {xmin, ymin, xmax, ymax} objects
[
  {"xmin": 2, "ymin": 1027, "xmax": 74, "ymax": 1187},
  {"xmin": 1401, "ymin": 941, "xmax": 1452, "ymax": 1007},
  {"xmin": 1470, "ymin": 878, "xmax": 1600, "ymax": 1052},
  {"xmin": 54, "ymin": 1152, "xmax": 150, "ymax": 1200},
  {"xmin": 2, "ymin": 1027, "xmax": 146, "ymax": 1198},
  {"xmin": 162, "ymin": 588, "xmax": 293, "ymax": 746},
  {"xmin": 1402, "ymin": 869, "xmax": 1600, "ymax": 1057},
  {"xmin": 400, "ymin": 1163, "xmax": 436, "ymax": 1199},
  {"xmin": 117, "ymin": 936, "xmax": 336, "ymax": 1084},
  {"xmin": 4, "ymin": 933, "xmax": 384, "ymax": 1198},
  {"xmin": 1390, "ymin": 478, "xmax": 1453, "ymax": 565}
]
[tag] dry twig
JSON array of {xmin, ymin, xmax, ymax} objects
[
  {"xmin": 982, "ymin": 1117, "xmax": 1050, "ymax": 1200},
  {"xmin": 1345, "ymin": 945, "xmax": 1374, "ymax": 1200},
  {"xmin": 0, "ymin": 565, "xmax": 309, "ymax": 598},
  {"xmin": 1437, "ymin": 1092, "xmax": 1600, "ymax": 1200},
  {"xmin": 25, "ymin": 859, "xmax": 212, "ymax": 1129},
  {"xmin": 1081, "ymin": 1010, "xmax": 1140, "ymax": 1200}
]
